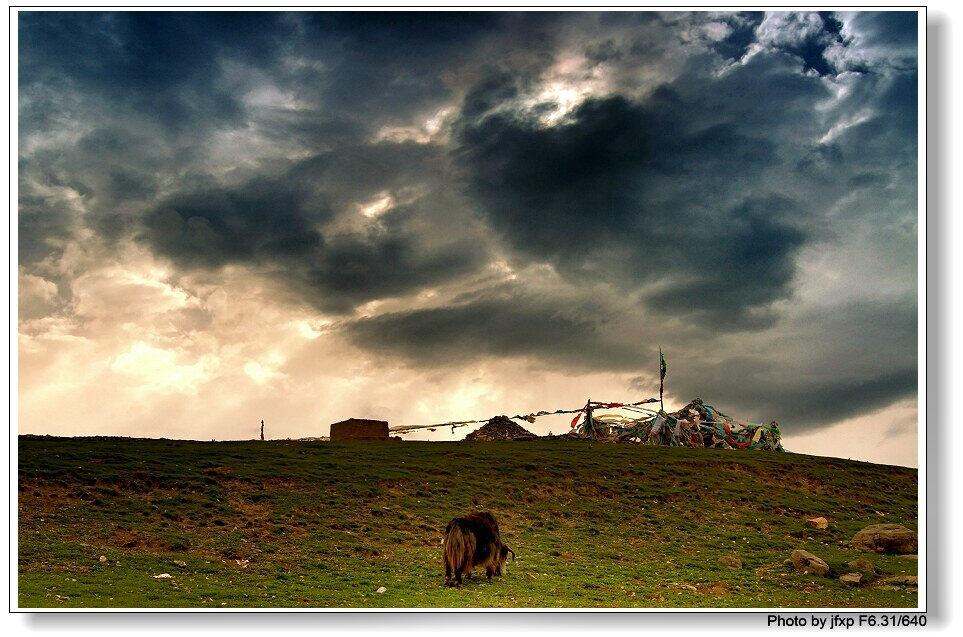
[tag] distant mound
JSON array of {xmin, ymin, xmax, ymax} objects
[{"xmin": 464, "ymin": 415, "xmax": 536, "ymax": 441}]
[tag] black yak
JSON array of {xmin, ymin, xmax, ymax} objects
[{"xmin": 443, "ymin": 511, "xmax": 515, "ymax": 587}]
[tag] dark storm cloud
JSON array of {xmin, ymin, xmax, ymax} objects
[
  {"xmin": 19, "ymin": 12, "xmax": 283, "ymax": 133},
  {"xmin": 19, "ymin": 11, "xmax": 918, "ymax": 435},
  {"xmin": 780, "ymin": 12, "xmax": 847, "ymax": 76},
  {"xmin": 19, "ymin": 12, "xmax": 290, "ymax": 266},
  {"xmin": 453, "ymin": 56, "xmax": 823, "ymax": 328},
  {"xmin": 18, "ymin": 185, "xmax": 75, "ymax": 266},
  {"xmin": 265, "ymin": 12, "xmax": 563, "ymax": 135},
  {"xmin": 710, "ymin": 12, "xmax": 764, "ymax": 61},
  {"xmin": 347, "ymin": 285, "xmax": 649, "ymax": 370},
  {"xmin": 140, "ymin": 140, "xmax": 489, "ymax": 313},
  {"xmin": 294, "ymin": 230, "xmax": 484, "ymax": 315},
  {"xmin": 643, "ymin": 196, "xmax": 806, "ymax": 328},
  {"xmin": 20, "ymin": 11, "xmax": 509, "ymax": 307},
  {"xmin": 26, "ymin": 126, "xmax": 174, "ymax": 243},
  {"xmin": 846, "ymin": 70, "xmax": 919, "ymax": 146},
  {"xmin": 289, "ymin": 12, "xmax": 501, "ymax": 118},
  {"xmin": 669, "ymin": 297, "xmax": 918, "ymax": 430},
  {"xmin": 344, "ymin": 288, "xmax": 916, "ymax": 432},
  {"xmin": 145, "ymin": 176, "xmax": 325, "ymax": 269},
  {"xmin": 339, "ymin": 10, "xmax": 916, "ymax": 430},
  {"xmin": 846, "ymin": 11, "xmax": 918, "ymax": 68}
]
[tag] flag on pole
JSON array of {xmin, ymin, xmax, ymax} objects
[{"xmin": 659, "ymin": 347, "xmax": 666, "ymax": 411}]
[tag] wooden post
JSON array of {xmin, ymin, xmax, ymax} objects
[{"xmin": 260, "ymin": 420, "xmax": 265, "ymax": 441}]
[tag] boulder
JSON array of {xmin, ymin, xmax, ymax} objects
[
  {"xmin": 846, "ymin": 558, "xmax": 877, "ymax": 575},
  {"xmin": 839, "ymin": 573, "xmax": 863, "ymax": 587},
  {"xmin": 718, "ymin": 556, "xmax": 742, "ymax": 570},
  {"xmin": 850, "ymin": 524, "xmax": 917, "ymax": 554},
  {"xmin": 790, "ymin": 549, "xmax": 831, "ymax": 577},
  {"xmin": 806, "ymin": 517, "xmax": 829, "ymax": 530}
]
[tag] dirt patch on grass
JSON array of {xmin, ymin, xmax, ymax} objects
[
  {"xmin": 41, "ymin": 563, "xmax": 93, "ymax": 573},
  {"xmin": 203, "ymin": 466, "xmax": 234, "ymax": 475},
  {"xmin": 226, "ymin": 494, "xmax": 272, "ymax": 520},
  {"xmin": 18, "ymin": 480, "xmax": 74, "ymax": 517},
  {"xmin": 518, "ymin": 480, "xmax": 611, "ymax": 503},
  {"xmin": 697, "ymin": 581, "xmax": 731, "ymax": 595},
  {"xmin": 790, "ymin": 475, "xmax": 837, "ymax": 496},
  {"xmin": 377, "ymin": 478, "xmax": 414, "ymax": 497},
  {"xmin": 711, "ymin": 463, "xmax": 841, "ymax": 496},
  {"xmin": 220, "ymin": 477, "xmax": 307, "ymax": 492},
  {"xmin": 109, "ymin": 528, "xmax": 176, "ymax": 552}
]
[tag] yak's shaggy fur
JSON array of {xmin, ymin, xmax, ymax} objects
[{"xmin": 443, "ymin": 511, "xmax": 515, "ymax": 587}]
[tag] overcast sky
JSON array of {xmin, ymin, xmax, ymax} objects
[{"xmin": 18, "ymin": 11, "xmax": 919, "ymax": 466}]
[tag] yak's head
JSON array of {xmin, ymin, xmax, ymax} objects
[{"xmin": 498, "ymin": 545, "xmax": 516, "ymax": 575}]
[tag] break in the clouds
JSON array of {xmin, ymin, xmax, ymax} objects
[{"xmin": 18, "ymin": 11, "xmax": 919, "ymax": 466}]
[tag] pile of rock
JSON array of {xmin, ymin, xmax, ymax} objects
[{"xmin": 465, "ymin": 416, "xmax": 537, "ymax": 441}]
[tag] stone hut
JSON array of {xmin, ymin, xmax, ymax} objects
[{"xmin": 329, "ymin": 418, "xmax": 390, "ymax": 441}]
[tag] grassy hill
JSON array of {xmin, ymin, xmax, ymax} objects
[{"xmin": 17, "ymin": 435, "xmax": 918, "ymax": 608}]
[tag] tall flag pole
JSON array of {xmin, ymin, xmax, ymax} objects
[{"xmin": 659, "ymin": 347, "xmax": 666, "ymax": 412}]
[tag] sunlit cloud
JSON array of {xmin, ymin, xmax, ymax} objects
[
  {"xmin": 356, "ymin": 191, "xmax": 395, "ymax": 219},
  {"xmin": 112, "ymin": 342, "xmax": 218, "ymax": 395}
]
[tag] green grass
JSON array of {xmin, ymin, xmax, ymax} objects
[{"xmin": 18, "ymin": 436, "xmax": 918, "ymax": 608}]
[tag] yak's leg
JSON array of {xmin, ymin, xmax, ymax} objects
[
  {"xmin": 450, "ymin": 564, "xmax": 464, "ymax": 587},
  {"xmin": 486, "ymin": 565, "xmax": 495, "ymax": 581},
  {"xmin": 445, "ymin": 563, "xmax": 452, "ymax": 584}
]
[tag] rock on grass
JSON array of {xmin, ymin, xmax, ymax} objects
[
  {"xmin": 790, "ymin": 550, "xmax": 830, "ymax": 577},
  {"xmin": 839, "ymin": 573, "xmax": 863, "ymax": 587},
  {"xmin": 850, "ymin": 524, "xmax": 917, "ymax": 554},
  {"xmin": 846, "ymin": 558, "xmax": 877, "ymax": 575}
]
